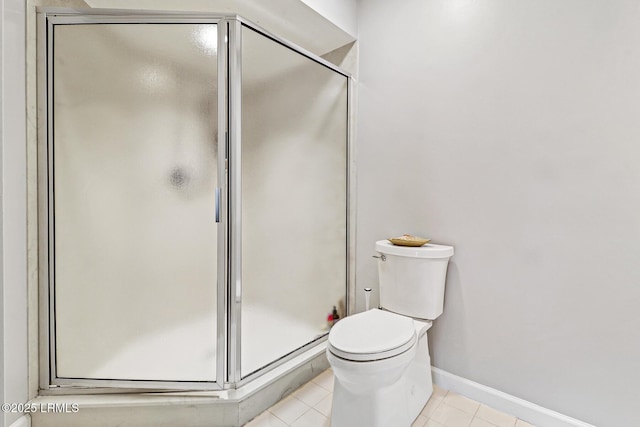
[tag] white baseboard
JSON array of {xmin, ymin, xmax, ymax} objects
[
  {"xmin": 9, "ymin": 414, "xmax": 31, "ymax": 427},
  {"xmin": 431, "ymin": 367, "xmax": 596, "ymax": 427}
]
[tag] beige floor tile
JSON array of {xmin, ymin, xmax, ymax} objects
[
  {"xmin": 469, "ymin": 418, "xmax": 496, "ymax": 427},
  {"xmin": 260, "ymin": 371, "xmax": 502, "ymax": 427},
  {"xmin": 515, "ymin": 420, "xmax": 536, "ymax": 427},
  {"xmin": 313, "ymin": 393, "xmax": 333, "ymax": 418},
  {"xmin": 421, "ymin": 395, "xmax": 444, "ymax": 418},
  {"xmin": 245, "ymin": 410, "xmax": 289, "ymax": 427},
  {"xmin": 412, "ymin": 414, "xmax": 429, "ymax": 427},
  {"xmin": 268, "ymin": 395, "xmax": 310, "ymax": 425},
  {"xmin": 433, "ymin": 384, "xmax": 449, "ymax": 400},
  {"xmin": 290, "ymin": 408, "xmax": 330, "ymax": 427},
  {"xmin": 431, "ymin": 402, "xmax": 475, "ymax": 427},
  {"xmin": 293, "ymin": 381, "xmax": 331, "ymax": 407},
  {"xmin": 443, "ymin": 392, "xmax": 481, "ymax": 415},
  {"xmin": 311, "ymin": 369, "xmax": 334, "ymax": 392},
  {"xmin": 475, "ymin": 405, "xmax": 516, "ymax": 427}
]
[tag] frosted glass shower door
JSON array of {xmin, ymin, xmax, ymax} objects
[
  {"xmin": 50, "ymin": 23, "xmax": 221, "ymax": 383},
  {"xmin": 239, "ymin": 26, "xmax": 349, "ymax": 377}
]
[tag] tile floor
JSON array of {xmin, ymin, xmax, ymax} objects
[{"xmin": 245, "ymin": 368, "xmax": 537, "ymax": 427}]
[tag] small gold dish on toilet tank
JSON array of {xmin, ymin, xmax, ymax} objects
[{"xmin": 388, "ymin": 234, "xmax": 431, "ymax": 247}]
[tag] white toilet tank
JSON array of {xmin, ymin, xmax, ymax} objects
[{"xmin": 375, "ymin": 240, "xmax": 454, "ymax": 320}]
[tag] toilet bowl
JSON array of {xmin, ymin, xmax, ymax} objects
[
  {"xmin": 327, "ymin": 241, "xmax": 454, "ymax": 427},
  {"xmin": 327, "ymin": 309, "xmax": 433, "ymax": 427},
  {"xmin": 328, "ymin": 309, "xmax": 418, "ymax": 392}
]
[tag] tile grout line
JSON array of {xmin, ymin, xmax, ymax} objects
[
  {"xmin": 311, "ymin": 407, "xmax": 329, "ymax": 420},
  {"xmin": 267, "ymin": 408, "xmax": 290, "ymax": 426},
  {"xmin": 471, "ymin": 399, "xmax": 481, "ymax": 421},
  {"xmin": 290, "ymin": 395, "xmax": 312, "ymax": 424},
  {"xmin": 424, "ymin": 389, "xmax": 447, "ymax": 426},
  {"xmin": 268, "ymin": 394, "xmax": 311, "ymax": 426},
  {"xmin": 436, "ymin": 389, "xmax": 448, "ymax": 414},
  {"xmin": 473, "ymin": 409, "xmax": 518, "ymax": 427}
]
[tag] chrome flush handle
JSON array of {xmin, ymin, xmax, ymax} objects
[{"xmin": 372, "ymin": 254, "xmax": 386, "ymax": 261}]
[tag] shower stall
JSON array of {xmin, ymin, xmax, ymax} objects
[{"xmin": 37, "ymin": 9, "xmax": 350, "ymax": 396}]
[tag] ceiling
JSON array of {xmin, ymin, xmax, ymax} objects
[{"xmin": 84, "ymin": 0, "xmax": 356, "ymax": 55}]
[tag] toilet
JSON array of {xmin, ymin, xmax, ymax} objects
[{"xmin": 327, "ymin": 240, "xmax": 454, "ymax": 427}]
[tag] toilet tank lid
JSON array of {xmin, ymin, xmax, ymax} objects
[{"xmin": 376, "ymin": 240, "xmax": 454, "ymax": 258}]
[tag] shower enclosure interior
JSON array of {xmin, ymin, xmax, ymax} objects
[{"xmin": 38, "ymin": 10, "xmax": 350, "ymax": 391}]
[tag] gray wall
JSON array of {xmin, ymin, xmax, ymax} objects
[
  {"xmin": 1, "ymin": 0, "xmax": 29, "ymax": 426},
  {"xmin": 356, "ymin": 1, "xmax": 640, "ymax": 426}
]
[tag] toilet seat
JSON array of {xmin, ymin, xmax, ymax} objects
[{"xmin": 328, "ymin": 309, "xmax": 416, "ymax": 362}]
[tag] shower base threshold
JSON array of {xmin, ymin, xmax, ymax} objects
[{"xmin": 29, "ymin": 342, "xmax": 329, "ymax": 427}]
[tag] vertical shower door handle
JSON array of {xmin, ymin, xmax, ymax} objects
[{"xmin": 215, "ymin": 187, "xmax": 221, "ymax": 223}]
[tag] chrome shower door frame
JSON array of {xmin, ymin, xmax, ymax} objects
[
  {"xmin": 226, "ymin": 16, "xmax": 353, "ymax": 387},
  {"xmin": 37, "ymin": 9, "xmax": 230, "ymax": 392},
  {"xmin": 37, "ymin": 8, "xmax": 353, "ymax": 394}
]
